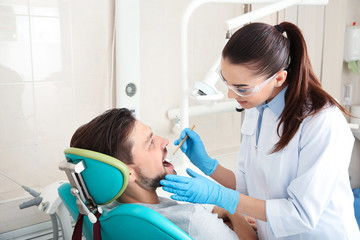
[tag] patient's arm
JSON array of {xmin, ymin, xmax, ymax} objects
[
  {"xmin": 213, "ymin": 206, "xmax": 257, "ymax": 240},
  {"xmin": 244, "ymin": 215, "xmax": 257, "ymax": 231}
]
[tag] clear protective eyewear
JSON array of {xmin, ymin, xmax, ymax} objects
[{"xmin": 217, "ymin": 68, "xmax": 277, "ymax": 97}]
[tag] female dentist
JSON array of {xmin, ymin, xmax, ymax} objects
[{"xmin": 161, "ymin": 22, "xmax": 360, "ymax": 239}]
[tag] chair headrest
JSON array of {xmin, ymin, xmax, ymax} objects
[{"xmin": 64, "ymin": 148, "xmax": 129, "ymax": 205}]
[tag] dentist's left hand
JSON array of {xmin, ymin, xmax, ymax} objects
[
  {"xmin": 160, "ymin": 168, "xmax": 239, "ymax": 214},
  {"xmin": 175, "ymin": 128, "xmax": 218, "ymax": 176}
]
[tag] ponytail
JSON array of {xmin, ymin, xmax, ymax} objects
[{"xmin": 274, "ymin": 22, "xmax": 349, "ymax": 152}]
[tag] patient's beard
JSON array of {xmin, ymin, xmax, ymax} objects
[{"xmin": 135, "ymin": 167, "xmax": 167, "ymax": 190}]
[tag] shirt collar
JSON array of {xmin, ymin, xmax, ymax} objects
[{"xmin": 256, "ymin": 85, "xmax": 288, "ymax": 117}]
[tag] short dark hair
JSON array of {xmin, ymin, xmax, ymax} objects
[{"xmin": 70, "ymin": 108, "xmax": 136, "ymax": 164}]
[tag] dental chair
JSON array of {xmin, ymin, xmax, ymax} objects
[{"xmin": 58, "ymin": 147, "xmax": 192, "ymax": 240}]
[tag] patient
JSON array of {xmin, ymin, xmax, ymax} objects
[{"xmin": 70, "ymin": 108, "xmax": 257, "ymax": 240}]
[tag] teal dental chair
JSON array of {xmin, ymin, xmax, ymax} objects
[{"xmin": 58, "ymin": 147, "xmax": 192, "ymax": 240}]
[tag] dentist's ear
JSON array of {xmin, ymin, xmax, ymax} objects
[{"xmin": 275, "ymin": 70, "xmax": 287, "ymax": 87}]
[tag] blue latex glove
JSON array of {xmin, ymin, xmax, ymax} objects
[
  {"xmin": 160, "ymin": 168, "xmax": 239, "ymax": 214},
  {"xmin": 175, "ymin": 128, "xmax": 218, "ymax": 176}
]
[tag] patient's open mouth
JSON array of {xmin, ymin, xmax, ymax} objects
[
  {"xmin": 163, "ymin": 158, "xmax": 176, "ymax": 175},
  {"xmin": 162, "ymin": 159, "xmax": 172, "ymax": 167}
]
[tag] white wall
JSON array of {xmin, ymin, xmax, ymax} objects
[
  {"xmin": 0, "ymin": 0, "xmax": 359, "ymax": 234},
  {"xmin": 139, "ymin": 1, "xmax": 244, "ymax": 155}
]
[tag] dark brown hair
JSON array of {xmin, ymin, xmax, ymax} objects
[
  {"xmin": 70, "ymin": 108, "xmax": 136, "ymax": 164},
  {"xmin": 223, "ymin": 22, "xmax": 349, "ymax": 153}
]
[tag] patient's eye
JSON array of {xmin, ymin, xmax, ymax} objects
[{"xmin": 149, "ymin": 139, "xmax": 154, "ymax": 147}]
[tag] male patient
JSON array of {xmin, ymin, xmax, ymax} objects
[{"xmin": 70, "ymin": 108, "xmax": 257, "ymax": 240}]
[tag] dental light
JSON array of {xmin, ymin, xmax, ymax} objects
[{"xmin": 189, "ymin": 58, "xmax": 224, "ymax": 107}]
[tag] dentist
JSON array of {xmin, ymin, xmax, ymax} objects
[{"xmin": 161, "ymin": 22, "xmax": 360, "ymax": 239}]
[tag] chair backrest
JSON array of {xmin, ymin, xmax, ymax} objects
[{"xmin": 58, "ymin": 147, "xmax": 192, "ymax": 240}]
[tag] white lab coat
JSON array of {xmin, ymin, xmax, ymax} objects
[{"xmin": 234, "ymin": 88, "xmax": 360, "ymax": 239}]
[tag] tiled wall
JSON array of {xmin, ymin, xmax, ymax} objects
[{"xmin": 0, "ymin": 0, "xmax": 114, "ymax": 232}]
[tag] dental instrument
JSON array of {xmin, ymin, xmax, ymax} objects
[
  {"xmin": 165, "ymin": 125, "xmax": 196, "ymax": 164},
  {"xmin": 0, "ymin": 170, "xmax": 41, "ymax": 200},
  {"xmin": 0, "ymin": 170, "xmax": 72, "ymax": 239},
  {"xmin": 173, "ymin": 125, "xmax": 195, "ymax": 156}
]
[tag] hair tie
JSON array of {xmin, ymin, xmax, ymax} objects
[{"xmin": 274, "ymin": 24, "xmax": 284, "ymax": 34}]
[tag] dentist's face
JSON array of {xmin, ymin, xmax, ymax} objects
[
  {"xmin": 221, "ymin": 58, "xmax": 284, "ymax": 109},
  {"xmin": 129, "ymin": 120, "xmax": 176, "ymax": 190}
]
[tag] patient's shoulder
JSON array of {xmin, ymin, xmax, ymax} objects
[{"xmin": 189, "ymin": 204, "xmax": 238, "ymax": 240}]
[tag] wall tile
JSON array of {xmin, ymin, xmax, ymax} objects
[
  {"xmin": 72, "ymin": 77, "xmax": 111, "ymax": 127},
  {"xmin": 30, "ymin": 16, "xmax": 72, "ymax": 82},
  {"xmin": 33, "ymin": 81, "xmax": 75, "ymax": 144},
  {"xmin": 0, "ymin": 146, "xmax": 39, "ymax": 197},
  {"xmin": 0, "ymin": 15, "xmax": 32, "ymax": 82},
  {"xmin": 0, "ymin": 0, "xmax": 28, "ymax": 15},
  {"xmin": 191, "ymin": 114, "xmax": 217, "ymax": 150},
  {"xmin": 297, "ymin": 5, "xmax": 325, "ymax": 78},
  {"xmin": 70, "ymin": 0, "xmax": 112, "ymax": 81},
  {"xmin": 216, "ymin": 111, "xmax": 241, "ymax": 150},
  {"xmin": 33, "ymin": 141, "xmax": 70, "ymax": 185},
  {"xmin": 0, "ymin": 83, "xmax": 36, "ymax": 149},
  {"xmin": 29, "ymin": 0, "xmax": 59, "ymax": 17},
  {"xmin": 321, "ymin": 0, "xmax": 347, "ymax": 99},
  {"xmin": 215, "ymin": 150, "xmax": 238, "ymax": 170}
]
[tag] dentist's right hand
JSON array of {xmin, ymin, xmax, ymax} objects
[
  {"xmin": 175, "ymin": 128, "xmax": 218, "ymax": 176},
  {"xmin": 161, "ymin": 168, "xmax": 239, "ymax": 214}
]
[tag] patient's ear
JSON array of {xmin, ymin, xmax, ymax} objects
[{"xmin": 127, "ymin": 167, "xmax": 136, "ymax": 183}]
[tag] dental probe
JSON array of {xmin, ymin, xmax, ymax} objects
[{"xmin": 172, "ymin": 124, "xmax": 195, "ymax": 156}]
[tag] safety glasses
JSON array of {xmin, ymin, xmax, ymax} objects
[{"xmin": 217, "ymin": 68, "xmax": 277, "ymax": 97}]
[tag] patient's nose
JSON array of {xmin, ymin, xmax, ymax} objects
[{"xmin": 158, "ymin": 136, "xmax": 169, "ymax": 149}]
